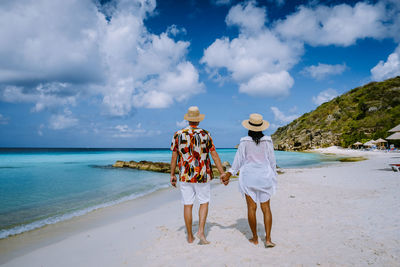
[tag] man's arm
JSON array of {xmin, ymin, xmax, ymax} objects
[
  {"xmin": 170, "ymin": 151, "xmax": 178, "ymax": 187},
  {"xmin": 210, "ymin": 150, "xmax": 225, "ymax": 177}
]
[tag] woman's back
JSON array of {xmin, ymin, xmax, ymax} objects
[
  {"xmin": 234, "ymin": 136, "xmax": 276, "ymax": 174},
  {"xmin": 242, "ymin": 137, "xmax": 269, "ymax": 166}
]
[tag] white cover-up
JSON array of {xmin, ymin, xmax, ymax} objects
[{"xmin": 228, "ymin": 136, "xmax": 277, "ymax": 203}]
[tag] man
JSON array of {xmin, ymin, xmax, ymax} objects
[{"xmin": 170, "ymin": 106, "xmax": 225, "ymax": 244}]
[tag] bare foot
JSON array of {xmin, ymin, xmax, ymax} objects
[
  {"xmin": 265, "ymin": 241, "xmax": 276, "ymax": 248},
  {"xmin": 187, "ymin": 234, "xmax": 195, "ymax": 243},
  {"xmin": 249, "ymin": 236, "xmax": 258, "ymax": 245},
  {"xmin": 196, "ymin": 233, "xmax": 210, "ymax": 245}
]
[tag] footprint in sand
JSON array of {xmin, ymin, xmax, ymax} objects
[{"xmin": 157, "ymin": 225, "xmax": 169, "ymax": 232}]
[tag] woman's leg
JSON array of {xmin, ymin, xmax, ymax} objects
[
  {"xmin": 245, "ymin": 194, "xmax": 258, "ymax": 244},
  {"xmin": 260, "ymin": 200, "xmax": 275, "ymax": 247}
]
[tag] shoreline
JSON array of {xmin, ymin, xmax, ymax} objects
[
  {"xmin": 0, "ymin": 149, "xmax": 340, "ymax": 240},
  {"xmin": 0, "ymin": 185, "xmax": 180, "ymax": 264},
  {"xmin": 1, "ymin": 148, "xmax": 399, "ymax": 266}
]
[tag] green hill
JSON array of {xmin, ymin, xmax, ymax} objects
[{"xmin": 271, "ymin": 76, "xmax": 400, "ymax": 151}]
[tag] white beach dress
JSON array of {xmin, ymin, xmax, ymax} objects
[{"xmin": 228, "ymin": 136, "xmax": 277, "ymax": 203}]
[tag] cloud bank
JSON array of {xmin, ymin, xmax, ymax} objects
[
  {"xmin": 0, "ymin": 0, "xmax": 203, "ymax": 117},
  {"xmin": 203, "ymin": 1, "xmax": 400, "ymax": 97},
  {"xmin": 201, "ymin": 1, "xmax": 302, "ymax": 98}
]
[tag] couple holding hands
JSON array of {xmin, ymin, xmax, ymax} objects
[{"xmin": 170, "ymin": 106, "xmax": 277, "ymax": 248}]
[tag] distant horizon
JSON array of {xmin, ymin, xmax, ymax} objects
[{"xmin": 1, "ymin": 0, "xmax": 399, "ymax": 148}]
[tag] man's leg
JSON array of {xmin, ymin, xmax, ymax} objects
[
  {"xmin": 197, "ymin": 202, "xmax": 210, "ymax": 244},
  {"xmin": 260, "ymin": 200, "xmax": 275, "ymax": 247},
  {"xmin": 184, "ymin": 204, "xmax": 194, "ymax": 243},
  {"xmin": 196, "ymin": 183, "xmax": 210, "ymax": 244},
  {"xmin": 245, "ymin": 194, "xmax": 258, "ymax": 244}
]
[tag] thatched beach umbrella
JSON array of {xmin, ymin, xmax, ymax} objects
[
  {"xmin": 386, "ymin": 132, "xmax": 400, "ymax": 140},
  {"xmin": 353, "ymin": 141, "xmax": 363, "ymax": 149},
  {"xmin": 386, "ymin": 124, "xmax": 400, "ymax": 149},
  {"xmin": 388, "ymin": 123, "xmax": 400, "ymax": 132},
  {"xmin": 363, "ymin": 140, "xmax": 376, "ymax": 146},
  {"xmin": 375, "ymin": 138, "xmax": 387, "ymax": 149}
]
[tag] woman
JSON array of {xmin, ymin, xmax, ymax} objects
[{"xmin": 223, "ymin": 113, "xmax": 277, "ymax": 247}]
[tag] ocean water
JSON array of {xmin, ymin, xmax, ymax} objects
[{"xmin": 0, "ymin": 148, "xmax": 333, "ymax": 239}]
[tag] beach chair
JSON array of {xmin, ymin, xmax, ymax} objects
[{"xmin": 389, "ymin": 164, "xmax": 400, "ymax": 172}]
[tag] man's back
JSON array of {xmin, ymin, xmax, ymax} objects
[{"xmin": 171, "ymin": 126, "xmax": 215, "ymax": 183}]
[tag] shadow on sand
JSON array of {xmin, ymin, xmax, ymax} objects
[{"xmin": 178, "ymin": 218, "xmax": 267, "ymax": 244}]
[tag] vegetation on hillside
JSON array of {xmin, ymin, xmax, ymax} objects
[{"xmin": 272, "ymin": 76, "xmax": 400, "ymax": 150}]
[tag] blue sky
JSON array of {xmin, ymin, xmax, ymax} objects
[{"xmin": 0, "ymin": 0, "xmax": 399, "ymax": 148}]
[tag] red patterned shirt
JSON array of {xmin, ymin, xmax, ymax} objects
[{"xmin": 171, "ymin": 126, "xmax": 216, "ymax": 183}]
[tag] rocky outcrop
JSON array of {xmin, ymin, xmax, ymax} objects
[
  {"xmin": 272, "ymin": 76, "xmax": 400, "ymax": 151},
  {"xmin": 112, "ymin": 160, "xmax": 231, "ymax": 177},
  {"xmin": 113, "ymin": 160, "xmax": 284, "ymax": 176},
  {"xmin": 113, "ymin": 160, "xmax": 178, "ymax": 173}
]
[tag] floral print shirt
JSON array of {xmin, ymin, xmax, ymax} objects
[{"xmin": 171, "ymin": 126, "xmax": 216, "ymax": 183}]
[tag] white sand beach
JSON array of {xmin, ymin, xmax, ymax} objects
[{"xmin": 1, "ymin": 149, "xmax": 400, "ymax": 266}]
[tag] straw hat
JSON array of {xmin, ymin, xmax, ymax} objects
[
  {"xmin": 184, "ymin": 106, "xmax": 205, "ymax": 122},
  {"xmin": 242, "ymin": 113, "xmax": 269, "ymax": 131}
]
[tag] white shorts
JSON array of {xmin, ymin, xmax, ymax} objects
[{"xmin": 179, "ymin": 182, "xmax": 211, "ymax": 205}]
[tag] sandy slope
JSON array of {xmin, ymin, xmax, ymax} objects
[{"xmin": 1, "ymin": 150, "xmax": 399, "ymax": 266}]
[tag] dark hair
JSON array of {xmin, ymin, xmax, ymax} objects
[{"xmin": 248, "ymin": 130, "xmax": 264, "ymax": 145}]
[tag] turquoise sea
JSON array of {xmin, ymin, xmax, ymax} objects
[{"xmin": 0, "ymin": 148, "xmax": 334, "ymax": 239}]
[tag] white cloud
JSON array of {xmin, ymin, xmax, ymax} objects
[
  {"xmin": 38, "ymin": 124, "xmax": 44, "ymax": 136},
  {"xmin": 268, "ymin": 123, "xmax": 282, "ymax": 132},
  {"xmin": 115, "ymin": 124, "xmax": 130, "ymax": 133},
  {"xmin": 274, "ymin": 2, "xmax": 389, "ymax": 46},
  {"xmin": 0, "ymin": 0, "xmax": 104, "ymax": 86},
  {"xmin": 211, "ymin": 0, "xmax": 232, "ymax": 6},
  {"xmin": 99, "ymin": 9, "xmax": 204, "ymax": 114},
  {"xmin": 49, "ymin": 109, "xmax": 78, "ymax": 130},
  {"xmin": 270, "ymin": 106, "xmax": 299, "ymax": 123},
  {"xmin": 239, "ymin": 71, "xmax": 293, "ymax": 97},
  {"xmin": 0, "ymin": 0, "xmax": 203, "ymax": 116},
  {"xmin": 312, "ymin": 89, "xmax": 338, "ymax": 105},
  {"xmin": 132, "ymin": 62, "xmax": 204, "ymax": 109},
  {"xmin": 302, "ymin": 63, "xmax": 347, "ymax": 80},
  {"xmin": 0, "ymin": 83, "xmax": 77, "ymax": 112},
  {"xmin": 166, "ymin": 24, "xmax": 187, "ymax": 36},
  {"xmin": 371, "ymin": 45, "xmax": 400, "ymax": 81},
  {"xmin": 176, "ymin": 120, "xmax": 188, "ymax": 128},
  {"xmin": 201, "ymin": 1, "xmax": 302, "ymax": 97},
  {"xmin": 113, "ymin": 124, "xmax": 160, "ymax": 138},
  {"xmin": 0, "ymin": 113, "xmax": 9, "ymax": 125},
  {"xmin": 225, "ymin": 0, "xmax": 266, "ymax": 34}
]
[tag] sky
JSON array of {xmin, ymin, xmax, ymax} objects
[{"xmin": 0, "ymin": 0, "xmax": 399, "ymax": 148}]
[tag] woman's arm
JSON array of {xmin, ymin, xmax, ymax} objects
[
  {"xmin": 228, "ymin": 142, "xmax": 245, "ymax": 176},
  {"xmin": 266, "ymin": 140, "xmax": 277, "ymax": 176}
]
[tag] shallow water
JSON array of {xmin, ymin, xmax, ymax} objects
[{"xmin": 0, "ymin": 148, "xmax": 334, "ymax": 238}]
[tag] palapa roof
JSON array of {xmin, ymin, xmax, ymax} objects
[
  {"xmin": 363, "ymin": 140, "xmax": 376, "ymax": 146},
  {"xmin": 353, "ymin": 142, "xmax": 363, "ymax": 145},
  {"xmin": 389, "ymin": 123, "xmax": 400, "ymax": 132},
  {"xmin": 386, "ymin": 132, "xmax": 400, "ymax": 140},
  {"xmin": 375, "ymin": 138, "xmax": 387, "ymax": 143}
]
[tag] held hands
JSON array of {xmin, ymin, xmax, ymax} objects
[
  {"xmin": 170, "ymin": 174, "xmax": 177, "ymax": 187},
  {"xmin": 220, "ymin": 172, "xmax": 231, "ymax": 186}
]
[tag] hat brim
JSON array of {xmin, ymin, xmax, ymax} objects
[
  {"xmin": 184, "ymin": 114, "xmax": 205, "ymax": 122},
  {"xmin": 242, "ymin": 119, "xmax": 269, "ymax": 131}
]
